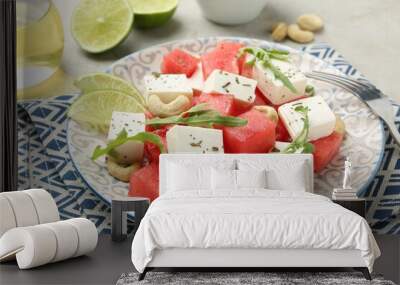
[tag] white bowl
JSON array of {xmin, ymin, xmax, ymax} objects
[{"xmin": 196, "ymin": 0, "xmax": 267, "ymax": 25}]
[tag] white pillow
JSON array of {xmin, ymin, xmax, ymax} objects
[
  {"xmin": 167, "ymin": 163, "xmax": 211, "ymax": 191},
  {"xmin": 238, "ymin": 159, "xmax": 307, "ymax": 191},
  {"xmin": 236, "ymin": 169, "xmax": 267, "ymax": 189},
  {"xmin": 211, "ymin": 168, "xmax": 236, "ymax": 190}
]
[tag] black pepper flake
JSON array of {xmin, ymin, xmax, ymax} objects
[
  {"xmin": 222, "ymin": 82, "xmax": 231, "ymax": 89},
  {"xmin": 212, "ymin": 146, "xmax": 219, "ymax": 152},
  {"xmin": 242, "ymin": 83, "xmax": 252, "ymax": 87},
  {"xmin": 235, "ymin": 77, "xmax": 240, "ymax": 84},
  {"xmin": 190, "ymin": 140, "xmax": 203, "ymax": 147}
]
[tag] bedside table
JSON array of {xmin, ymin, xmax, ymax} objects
[
  {"xmin": 112, "ymin": 197, "xmax": 150, "ymax": 242},
  {"xmin": 333, "ymin": 199, "xmax": 366, "ymax": 217}
]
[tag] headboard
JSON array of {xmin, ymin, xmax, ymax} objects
[{"xmin": 159, "ymin": 154, "xmax": 314, "ymax": 195}]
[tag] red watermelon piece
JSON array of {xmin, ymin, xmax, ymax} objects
[
  {"xmin": 144, "ymin": 128, "xmax": 168, "ymax": 163},
  {"xmin": 312, "ymin": 131, "xmax": 344, "ymax": 172},
  {"xmin": 223, "ymin": 108, "xmax": 276, "ymax": 153},
  {"xmin": 161, "ymin": 48, "xmax": 200, "ymax": 77},
  {"xmin": 276, "ymin": 119, "xmax": 291, "ymax": 142},
  {"xmin": 201, "ymin": 41, "xmax": 243, "ymax": 79},
  {"xmin": 193, "ymin": 92, "xmax": 236, "ymax": 116},
  {"xmin": 129, "ymin": 162, "xmax": 159, "ymax": 201}
]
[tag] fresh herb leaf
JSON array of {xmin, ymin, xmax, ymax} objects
[
  {"xmin": 146, "ymin": 104, "xmax": 247, "ymax": 128},
  {"xmin": 239, "ymin": 47, "xmax": 297, "ymax": 93},
  {"xmin": 282, "ymin": 106, "xmax": 313, "ymax": 154},
  {"xmin": 263, "ymin": 60, "xmax": 297, "ymax": 93},
  {"xmin": 147, "ymin": 112, "xmax": 247, "ymax": 128},
  {"xmin": 91, "ymin": 129, "xmax": 165, "ymax": 160}
]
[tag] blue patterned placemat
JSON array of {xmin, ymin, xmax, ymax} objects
[{"xmin": 17, "ymin": 43, "xmax": 400, "ymax": 235}]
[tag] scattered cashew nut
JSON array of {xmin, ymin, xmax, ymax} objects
[
  {"xmin": 147, "ymin": 94, "xmax": 191, "ymax": 118},
  {"xmin": 106, "ymin": 157, "xmax": 141, "ymax": 182},
  {"xmin": 297, "ymin": 14, "xmax": 323, "ymax": 32},
  {"xmin": 288, "ymin": 24, "xmax": 314, "ymax": 43},
  {"xmin": 334, "ymin": 115, "xmax": 346, "ymax": 135},
  {"xmin": 271, "ymin": 22, "xmax": 288, "ymax": 42},
  {"xmin": 254, "ymin": 105, "xmax": 279, "ymax": 124}
]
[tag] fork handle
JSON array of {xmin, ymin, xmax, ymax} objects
[{"xmin": 386, "ymin": 121, "xmax": 400, "ymax": 146}]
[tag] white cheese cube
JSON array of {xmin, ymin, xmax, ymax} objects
[
  {"xmin": 253, "ymin": 59, "xmax": 307, "ymax": 105},
  {"xmin": 107, "ymin": 112, "xmax": 145, "ymax": 164},
  {"xmin": 278, "ymin": 96, "xmax": 336, "ymax": 141},
  {"xmin": 166, "ymin": 125, "xmax": 224, "ymax": 154},
  {"xmin": 203, "ymin": 69, "xmax": 257, "ymax": 104},
  {"xmin": 188, "ymin": 63, "xmax": 204, "ymax": 91},
  {"xmin": 144, "ymin": 74, "xmax": 193, "ymax": 103}
]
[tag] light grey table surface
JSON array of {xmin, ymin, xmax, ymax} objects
[{"xmin": 52, "ymin": 0, "xmax": 400, "ymax": 102}]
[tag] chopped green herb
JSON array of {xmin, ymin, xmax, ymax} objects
[{"xmin": 305, "ymin": 85, "xmax": 315, "ymax": 96}]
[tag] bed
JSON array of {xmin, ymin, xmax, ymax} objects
[{"xmin": 131, "ymin": 154, "xmax": 380, "ymax": 281}]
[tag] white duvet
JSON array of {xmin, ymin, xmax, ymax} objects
[{"xmin": 131, "ymin": 190, "xmax": 380, "ymax": 273}]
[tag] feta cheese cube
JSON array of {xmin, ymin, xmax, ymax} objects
[
  {"xmin": 107, "ymin": 112, "xmax": 145, "ymax": 164},
  {"xmin": 188, "ymin": 63, "xmax": 204, "ymax": 91},
  {"xmin": 253, "ymin": 59, "xmax": 307, "ymax": 105},
  {"xmin": 166, "ymin": 125, "xmax": 224, "ymax": 154},
  {"xmin": 278, "ymin": 96, "xmax": 336, "ymax": 141},
  {"xmin": 144, "ymin": 74, "xmax": 193, "ymax": 103},
  {"xmin": 203, "ymin": 69, "xmax": 257, "ymax": 104}
]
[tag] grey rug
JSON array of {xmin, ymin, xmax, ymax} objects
[{"xmin": 116, "ymin": 272, "xmax": 395, "ymax": 285}]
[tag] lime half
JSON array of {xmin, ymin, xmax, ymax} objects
[
  {"xmin": 74, "ymin": 73, "xmax": 146, "ymax": 107},
  {"xmin": 71, "ymin": 0, "xmax": 134, "ymax": 53},
  {"xmin": 129, "ymin": 0, "xmax": 178, "ymax": 29},
  {"xmin": 68, "ymin": 90, "xmax": 144, "ymax": 133}
]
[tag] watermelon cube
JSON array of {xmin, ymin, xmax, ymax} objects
[
  {"xmin": 161, "ymin": 48, "xmax": 200, "ymax": 77},
  {"xmin": 312, "ymin": 131, "xmax": 344, "ymax": 172},
  {"xmin": 194, "ymin": 92, "xmax": 236, "ymax": 116},
  {"xmin": 201, "ymin": 41, "xmax": 243, "ymax": 79},
  {"xmin": 129, "ymin": 162, "xmax": 159, "ymax": 201},
  {"xmin": 144, "ymin": 128, "xmax": 168, "ymax": 163},
  {"xmin": 223, "ymin": 108, "xmax": 276, "ymax": 153}
]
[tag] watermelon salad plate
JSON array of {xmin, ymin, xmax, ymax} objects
[{"xmin": 67, "ymin": 37, "xmax": 384, "ymax": 204}]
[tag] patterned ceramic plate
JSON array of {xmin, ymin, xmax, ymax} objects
[{"xmin": 67, "ymin": 37, "xmax": 385, "ymax": 203}]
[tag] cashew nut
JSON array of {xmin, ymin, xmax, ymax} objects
[
  {"xmin": 288, "ymin": 24, "xmax": 314, "ymax": 43},
  {"xmin": 254, "ymin": 105, "xmax": 279, "ymax": 124},
  {"xmin": 147, "ymin": 94, "xmax": 191, "ymax": 118},
  {"xmin": 297, "ymin": 14, "xmax": 323, "ymax": 32},
  {"xmin": 106, "ymin": 156, "xmax": 141, "ymax": 182},
  {"xmin": 271, "ymin": 22, "xmax": 288, "ymax": 42},
  {"xmin": 334, "ymin": 115, "xmax": 346, "ymax": 135}
]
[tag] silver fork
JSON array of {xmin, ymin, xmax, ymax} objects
[{"xmin": 305, "ymin": 71, "xmax": 400, "ymax": 146}]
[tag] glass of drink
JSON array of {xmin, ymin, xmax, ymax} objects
[{"xmin": 16, "ymin": 0, "xmax": 64, "ymax": 100}]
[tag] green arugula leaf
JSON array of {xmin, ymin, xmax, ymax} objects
[
  {"xmin": 91, "ymin": 129, "xmax": 165, "ymax": 160},
  {"xmin": 146, "ymin": 103, "xmax": 247, "ymax": 128},
  {"xmin": 282, "ymin": 105, "xmax": 314, "ymax": 154},
  {"xmin": 239, "ymin": 47, "xmax": 297, "ymax": 93}
]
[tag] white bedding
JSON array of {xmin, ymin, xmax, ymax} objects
[{"xmin": 131, "ymin": 190, "xmax": 380, "ymax": 273}]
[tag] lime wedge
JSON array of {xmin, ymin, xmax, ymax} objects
[
  {"xmin": 68, "ymin": 90, "xmax": 144, "ymax": 133},
  {"xmin": 74, "ymin": 73, "xmax": 146, "ymax": 107},
  {"xmin": 71, "ymin": 0, "xmax": 134, "ymax": 53},
  {"xmin": 128, "ymin": 0, "xmax": 178, "ymax": 29}
]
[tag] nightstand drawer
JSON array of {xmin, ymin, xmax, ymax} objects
[{"xmin": 333, "ymin": 199, "xmax": 366, "ymax": 217}]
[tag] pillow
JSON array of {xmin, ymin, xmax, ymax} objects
[
  {"xmin": 211, "ymin": 168, "xmax": 236, "ymax": 190},
  {"xmin": 238, "ymin": 159, "xmax": 307, "ymax": 191},
  {"xmin": 236, "ymin": 169, "xmax": 267, "ymax": 189},
  {"xmin": 266, "ymin": 165, "xmax": 306, "ymax": 191},
  {"xmin": 167, "ymin": 163, "xmax": 211, "ymax": 191}
]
